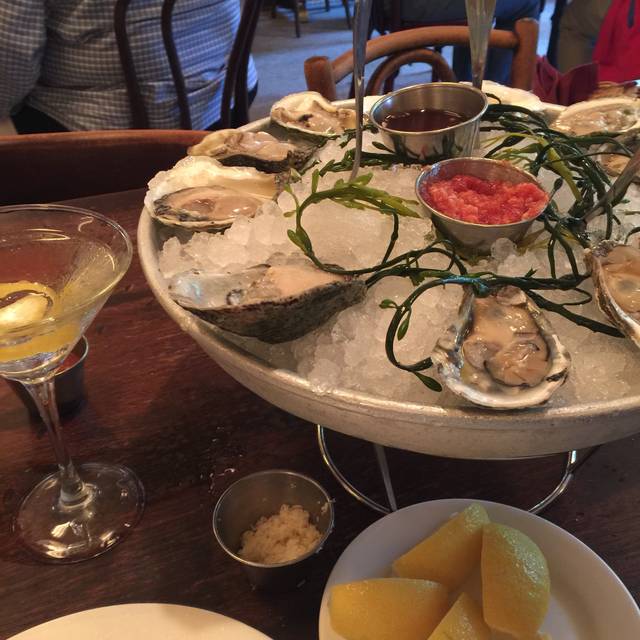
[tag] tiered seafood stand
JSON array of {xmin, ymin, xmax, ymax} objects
[{"xmin": 139, "ymin": 94, "xmax": 640, "ymax": 517}]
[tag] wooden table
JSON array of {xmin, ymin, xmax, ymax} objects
[{"xmin": 1, "ymin": 189, "xmax": 638, "ymax": 638}]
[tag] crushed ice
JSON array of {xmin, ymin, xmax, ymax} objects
[{"xmin": 157, "ymin": 135, "xmax": 640, "ymax": 406}]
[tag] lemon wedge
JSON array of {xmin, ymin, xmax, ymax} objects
[
  {"xmin": 481, "ymin": 523, "xmax": 550, "ymax": 638},
  {"xmin": 393, "ymin": 503, "xmax": 490, "ymax": 588},
  {"xmin": 329, "ymin": 577, "xmax": 449, "ymax": 640}
]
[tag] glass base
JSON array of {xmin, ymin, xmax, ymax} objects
[{"xmin": 14, "ymin": 462, "xmax": 145, "ymax": 563}]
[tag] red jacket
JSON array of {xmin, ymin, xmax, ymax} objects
[{"xmin": 594, "ymin": 0, "xmax": 640, "ymax": 82}]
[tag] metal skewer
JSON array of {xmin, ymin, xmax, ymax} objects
[
  {"xmin": 349, "ymin": 0, "xmax": 374, "ymax": 181},
  {"xmin": 465, "ymin": 0, "xmax": 497, "ymax": 90}
]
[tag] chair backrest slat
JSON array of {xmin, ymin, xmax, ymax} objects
[
  {"xmin": 114, "ymin": 0, "xmax": 150, "ymax": 128},
  {"xmin": 365, "ymin": 48, "xmax": 456, "ymax": 96},
  {"xmin": 161, "ymin": 0, "xmax": 193, "ymax": 130},
  {"xmin": 115, "ymin": 0, "xmax": 263, "ymax": 131},
  {"xmin": 221, "ymin": 0, "xmax": 263, "ymax": 129}
]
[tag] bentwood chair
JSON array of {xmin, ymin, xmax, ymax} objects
[
  {"xmin": 304, "ymin": 19, "xmax": 539, "ymax": 100},
  {"xmin": 114, "ymin": 0, "xmax": 262, "ymax": 130},
  {"xmin": 0, "ymin": 130, "xmax": 207, "ymax": 205}
]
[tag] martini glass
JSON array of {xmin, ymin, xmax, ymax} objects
[{"xmin": 0, "ymin": 204, "xmax": 144, "ymax": 562}]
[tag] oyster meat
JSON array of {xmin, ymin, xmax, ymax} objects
[
  {"xmin": 432, "ymin": 286, "xmax": 570, "ymax": 409},
  {"xmin": 153, "ymin": 186, "xmax": 265, "ymax": 230},
  {"xmin": 271, "ymin": 91, "xmax": 357, "ymax": 138},
  {"xmin": 553, "ymin": 97, "xmax": 640, "ymax": 136},
  {"xmin": 168, "ymin": 256, "xmax": 367, "ymax": 343},
  {"xmin": 599, "ymin": 131, "xmax": 640, "ymax": 183},
  {"xmin": 145, "ymin": 156, "xmax": 280, "ymax": 231},
  {"xmin": 187, "ymin": 129, "xmax": 314, "ymax": 173},
  {"xmin": 589, "ymin": 241, "xmax": 640, "ymax": 347}
]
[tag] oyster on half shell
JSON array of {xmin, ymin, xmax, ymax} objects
[
  {"xmin": 167, "ymin": 255, "xmax": 367, "ymax": 343},
  {"xmin": 432, "ymin": 286, "xmax": 571, "ymax": 409},
  {"xmin": 145, "ymin": 156, "xmax": 281, "ymax": 231},
  {"xmin": 270, "ymin": 91, "xmax": 357, "ymax": 139},
  {"xmin": 599, "ymin": 131, "xmax": 640, "ymax": 183},
  {"xmin": 588, "ymin": 241, "xmax": 640, "ymax": 348},
  {"xmin": 187, "ymin": 129, "xmax": 314, "ymax": 173},
  {"xmin": 553, "ymin": 97, "xmax": 640, "ymax": 136}
]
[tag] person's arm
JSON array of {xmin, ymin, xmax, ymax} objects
[{"xmin": 0, "ymin": 1, "xmax": 46, "ymax": 119}]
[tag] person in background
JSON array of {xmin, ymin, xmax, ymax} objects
[
  {"xmin": 556, "ymin": 0, "xmax": 613, "ymax": 72},
  {"xmin": 0, "ymin": 0, "xmax": 257, "ymax": 134},
  {"xmin": 381, "ymin": 0, "xmax": 541, "ymax": 85}
]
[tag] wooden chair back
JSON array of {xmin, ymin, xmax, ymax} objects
[
  {"xmin": 0, "ymin": 130, "xmax": 208, "ymax": 205},
  {"xmin": 114, "ymin": 0, "xmax": 262, "ymax": 129},
  {"xmin": 304, "ymin": 19, "xmax": 539, "ymax": 100}
]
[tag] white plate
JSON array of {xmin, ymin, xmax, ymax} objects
[
  {"xmin": 318, "ymin": 499, "xmax": 640, "ymax": 640},
  {"xmin": 9, "ymin": 603, "xmax": 272, "ymax": 640}
]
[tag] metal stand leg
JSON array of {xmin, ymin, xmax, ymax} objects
[
  {"xmin": 317, "ymin": 425, "xmax": 599, "ymax": 516},
  {"xmin": 373, "ymin": 443, "xmax": 398, "ymax": 512},
  {"xmin": 318, "ymin": 425, "xmax": 392, "ymax": 514},
  {"xmin": 527, "ymin": 446, "xmax": 599, "ymax": 514}
]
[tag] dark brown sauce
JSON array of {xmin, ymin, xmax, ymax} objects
[{"xmin": 381, "ymin": 108, "xmax": 467, "ymax": 132}]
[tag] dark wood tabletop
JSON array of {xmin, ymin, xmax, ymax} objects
[{"xmin": 0, "ymin": 188, "xmax": 638, "ymax": 639}]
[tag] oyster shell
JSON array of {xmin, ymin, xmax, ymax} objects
[
  {"xmin": 168, "ymin": 256, "xmax": 367, "ymax": 343},
  {"xmin": 432, "ymin": 286, "xmax": 570, "ymax": 409},
  {"xmin": 599, "ymin": 131, "xmax": 640, "ymax": 183},
  {"xmin": 553, "ymin": 97, "xmax": 640, "ymax": 136},
  {"xmin": 145, "ymin": 156, "xmax": 280, "ymax": 231},
  {"xmin": 466, "ymin": 80, "xmax": 563, "ymax": 121},
  {"xmin": 588, "ymin": 241, "xmax": 640, "ymax": 347},
  {"xmin": 270, "ymin": 91, "xmax": 357, "ymax": 139},
  {"xmin": 187, "ymin": 129, "xmax": 314, "ymax": 173}
]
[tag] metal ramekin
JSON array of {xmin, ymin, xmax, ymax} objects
[
  {"xmin": 212, "ymin": 469, "xmax": 334, "ymax": 591},
  {"xmin": 415, "ymin": 157, "xmax": 549, "ymax": 254},
  {"xmin": 369, "ymin": 82, "xmax": 489, "ymax": 163}
]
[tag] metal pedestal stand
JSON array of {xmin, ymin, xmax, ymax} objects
[{"xmin": 317, "ymin": 425, "xmax": 598, "ymax": 515}]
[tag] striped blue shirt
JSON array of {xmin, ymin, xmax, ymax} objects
[{"xmin": 0, "ymin": 0, "xmax": 258, "ymax": 130}]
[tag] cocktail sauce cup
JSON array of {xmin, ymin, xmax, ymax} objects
[
  {"xmin": 7, "ymin": 336, "xmax": 89, "ymax": 419},
  {"xmin": 369, "ymin": 82, "xmax": 488, "ymax": 163},
  {"xmin": 212, "ymin": 469, "xmax": 334, "ymax": 591},
  {"xmin": 415, "ymin": 157, "xmax": 548, "ymax": 254}
]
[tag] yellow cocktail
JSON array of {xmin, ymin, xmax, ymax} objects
[{"xmin": 0, "ymin": 204, "xmax": 144, "ymax": 563}]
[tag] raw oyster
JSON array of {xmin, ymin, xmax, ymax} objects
[
  {"xmin": 152, "ymin": 186, "xmax": 266, "ymax": 231},
  {"xmin": 588, "ymin": 241, "xmax": 640, "ymax": 348},
  {"xmin": 167, "ymin": 256, "xmax": 367, "ymax": 343},
  {"xmin": 187, "ymin": 129, "xmax": 314, "ymax": 173},
  {"xmin": 553, "ymin": 97, "xmax": 640, "ymax": 136},
  {"xmin": 599, "ymin": 132, "xmax": 640, "ymax": 183},
  {"xmin": 145, "ymin": 156, "xmax": 280, "ymax": 231},
  {"xmin": 270, "ymin": 91, "xmax": 357, "ymax": 139},
  {"xmin": 465, "ymin": 80, "xmax": 564, "ymax": 121},
  {"xmin": 432, "ymin": 286, "xmax": 570, "ymax": 409}
]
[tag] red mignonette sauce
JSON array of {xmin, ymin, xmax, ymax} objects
[{"xmin": 419, "ymin": 174, "xmax": 548, "ymax": 225}]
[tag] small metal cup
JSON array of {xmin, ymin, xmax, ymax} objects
[
  {"xmin": 369, "ymin": 82, "xmax": 488, "ymax": 163},
  {"xmin": 7, "ymin": 336, "xmax": 89, "ymax": 418},
  {"xmin": 212, "ymin": 469, "xmax": 334, "ymax": 591},
  {"xmin": 415, "ymin": 157, "xmax": 548, "ymax": 254}
]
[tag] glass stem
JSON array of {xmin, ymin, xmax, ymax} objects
[{"xmin": 23, "ymin": 379, "xmax": 90, "ymax": 509}]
